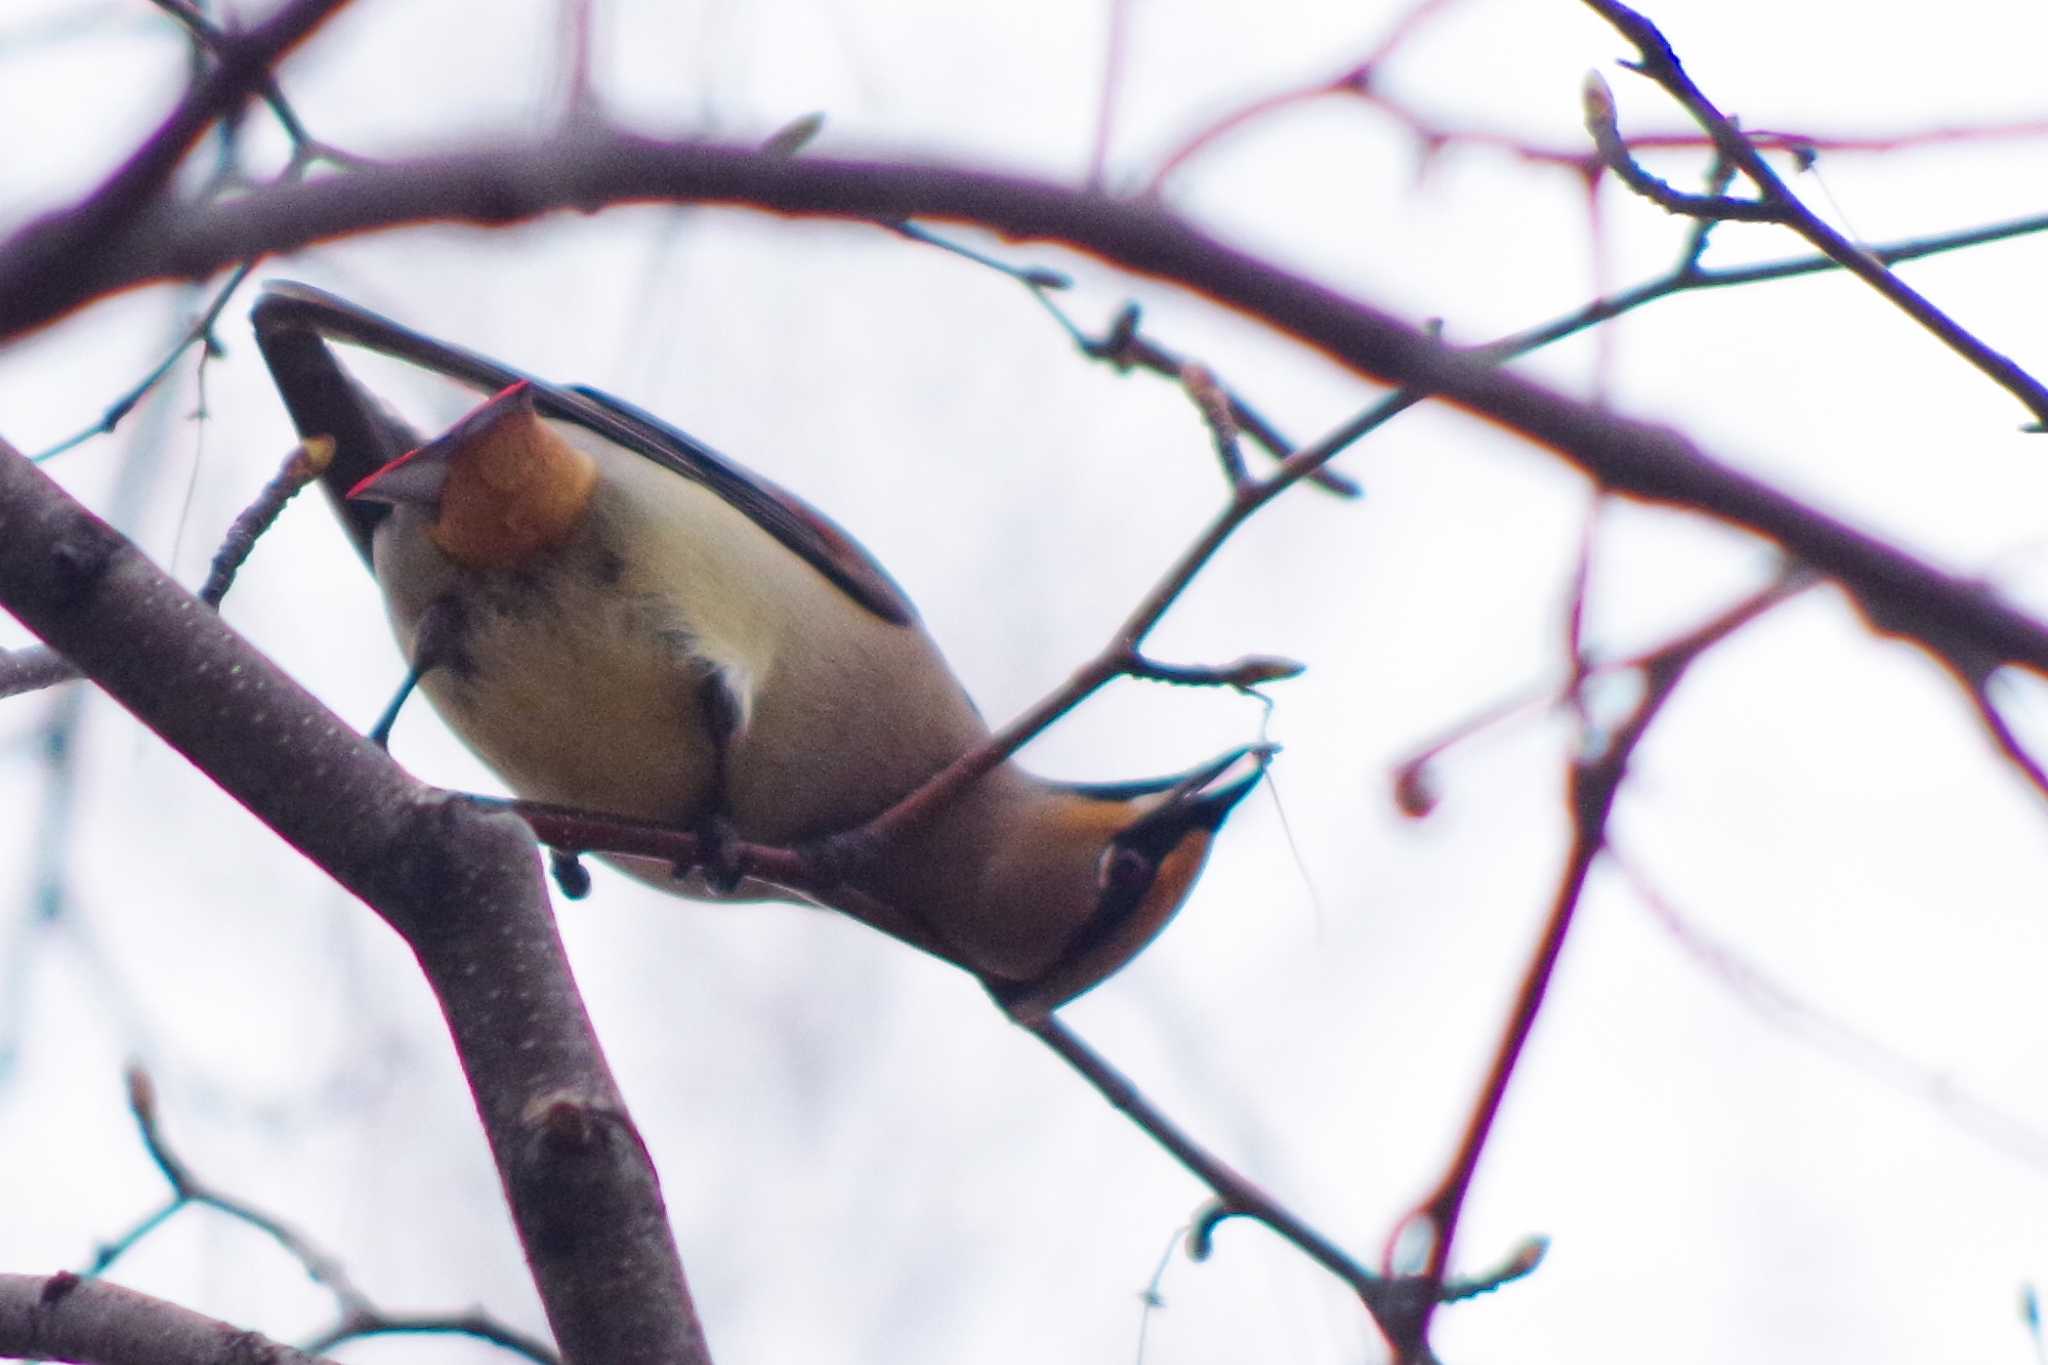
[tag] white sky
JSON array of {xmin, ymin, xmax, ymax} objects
[{"xmin": 5, "ymin": 1, "xmax": 2048, "ymax": 1362}]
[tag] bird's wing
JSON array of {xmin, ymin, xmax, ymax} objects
[{"xmin": 251, "ymin": 281, "xmax": 918, "ymax": 626}]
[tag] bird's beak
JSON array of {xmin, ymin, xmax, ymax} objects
[
  {"xmin": 347, "ymin": 442, "xmax": 450, "ymax": 508},
  {"xmin": 1133, "ymin": 741, "xmax": 1275, "ymax": 840},
  {"xmin": 348, "ymin": 380, "xmax": 538, "ymax": 508}
]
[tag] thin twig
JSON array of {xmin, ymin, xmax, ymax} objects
[
  {"xmin": 1032, "ymin": 1018, "xmax": 1378, "ymax": 1320},
  {"xmin": 774, "ymin": 121, "xmax": 1358, "ymax": 498},
  {"xmin": 1132, "ymin": 1223, "xmax": 1184, "ymax": 1365},
  {"xmin": 306, "ymin": 1313, "xmax": 559, "ymax": 1363},
  {"xmin": 1024, "ymin": 1014, "xmax": 1541, "ymax": 1355},
  {"xmin": 557, "ymin": 0, "xmax": 600, "ymax": 125},
  {"xmin": 39, "ymin": 0, "xmax": 361, "ymax": 465},
  {"xmin": 103, "ymin": 1067, "xmax": 561, "ymax": 1363},
  {"xmin": 197, "ymin": 437, "xmax": 333, "ymax": 607},
  {"xmin": 1967, "ymin": 675, "xmax": 2048, "ymax": 805},
  {"xmin": 148, "ymin": 0, "xmax": 321, "ymax": 160},
  {"xmin": 113, "ymin": 1066, "xmax": 375, "ymax": 1310},
  {"xmin": 3, "ymin": 438, "xmax": 335, "ymax": 699},
  {"xmin": 36, "ymin": 264, "xmax": 256, "ymax": 462},
  {"xmin": 1583, "ymin": 0, "xmax": 2048, "ymax": 428},
  {"xmin": 1179, "ymin": 362, "xmax": 1252, "ymax": 490},
  {"xmin": 1087, "ymin": 0, "xmax": 1132, "ymax": 188},
  {"xmin": 1030, "ymin": 295, "xmax": 1362, "ymax": 497},
  {"xmin": 1612, "ymin": 851, "xmax": 2048, "ymax": 1173},
  {"xmin": 1394, "ymin": 569, "xmax": 1813, "ymax": 1360},
  {"xmin": 1582, "ymin": 76, "xmax": 1777, "ymax": 222},
  {"xmin": 0, "ymin": 645, "xmax": 76, "ymax": 699}
]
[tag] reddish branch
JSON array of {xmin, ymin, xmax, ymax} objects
[
  {"xmin": 1394, "ymin": 572, "xmax": 1812, "ymax": 1358},
  {"xmin": 1148, "ymin": 0, "xmax": 2048, "ymax": 222}
]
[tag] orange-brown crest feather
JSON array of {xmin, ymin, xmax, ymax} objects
[{"xmin": 430, "ymin": 398, "xmax": 598, "ymax": 570}]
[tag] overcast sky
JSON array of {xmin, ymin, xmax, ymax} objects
[{"xmin": 5, "ymin": 2, "xmax": 2048, "ymax": 1362}]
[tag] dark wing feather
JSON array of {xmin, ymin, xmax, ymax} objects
[
  {"xmin": 251, "ymin": 281, "xmax": 917, "ymax": 625},
  {"xmin": 560, "ymin": 383, "xmax": 917, "ymax": 626},
  {"xmin": 251, "ymin": 287, "xmax": 428, "ymax": 561}
]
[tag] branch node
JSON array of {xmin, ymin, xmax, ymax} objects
[
  {"xmin": 1130, "ymin": 652, "xmax": 1305, "ymax": 689},
  {"xmin": 39, "ymin": 1270, "xmax": 81, "ymax": 1307}
]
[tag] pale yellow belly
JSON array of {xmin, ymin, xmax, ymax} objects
[{"xmin": 418, "ymin": 589, "xmax": 718, "ymax": 824}]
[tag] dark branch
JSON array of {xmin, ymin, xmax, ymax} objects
[
  {"xmin": 0, "ymin": 439, "xmax": 708, "ymax": 1365},
  {"xmin": 0, "ymin": 0, "xmax": 359, "ymax": 331},
  {"xmin": 3, "ymin": 136, "xmax": 2041, "ymax": 702},
  {"xmin": 0, "ymin": 1272, "xmax": 331, "ymax": 1365},
  {"xmin": 0, "ymin": 644, "xmax": 76, "ymax": 699},
  {"xmin": 1583, "ymin": 0, "xmax": 2048, "ymax": 428}
]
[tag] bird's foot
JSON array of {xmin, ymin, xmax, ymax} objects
[
  {"xmin": 548, "ymin": 848, "xmax": 592, "ymax": 900},
  {"xmin": 690, "ymin": 813, "xmax": 747, "ymax": 895}
]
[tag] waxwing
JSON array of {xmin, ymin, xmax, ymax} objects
[{"xmin": 251, "ymin": 282, "xmax": 1268, "ymax": 1015}]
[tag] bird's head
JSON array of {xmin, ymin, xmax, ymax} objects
[
  {"xmin": 980, "ymin": 742, "xmax": 1275, "ymax": 1017},
  {"xmin": 350, "ymin": 380, "xmax": 598, "ymax": 571}
]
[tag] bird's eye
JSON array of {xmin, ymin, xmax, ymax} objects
[{"xmin": 1097, "ymin": 845, "xmax": 1154, "ymax": 897}]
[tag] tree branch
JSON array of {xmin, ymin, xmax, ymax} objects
[
  {"xmin": 6, "ymin": 136, "xmax": 2040, "ymax": 699},
  {"xmin": 0, "ymin": 1271, "xmax": 331, "ymax": 1365},
  {"xmin": 0, "ymin": 438, "xmax": 708, "ymax": 1365},
  {"xmin": 1582, "ymin": 0, "xmax": 2048, "ymax": 428},
  {"xmin": 0, "ymin": 0, "xmax": 358, "ymax": 332},
  {"xmin": 1398, "ymin": 571, "xmax": 1812, "ymax": 1358}
]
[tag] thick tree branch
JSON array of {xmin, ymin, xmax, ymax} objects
[
  {"xmin": 0, "ymin": 1271, "xmax": 330, "ymax": 1365},
  {"xmin": 0, "ymin": 0, "xmax": 357, "ymax": 331},
  {"xmin": 0, "ymin": 439, "xmax": 708, "ymax": 1365},
  {"xmin": 5, "ymin": 137, "xmax": 2041, "ymax": 693}
]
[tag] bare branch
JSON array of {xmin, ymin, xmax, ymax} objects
[
  {"xmin": 0, "ymin": 1272, "xmax": 331, "ymax": 1365},
  {"xmin": 1613, "ymin": 853, "xmax": 2048, "ymax": 1172},
  {"xmin": 1581, "ymin": 75, "xmax": 1778, "ymax": 222},
  {"xmin": 1028, "ymin": 297, "xmax": 1362, "ymax": 497},
  {"xmin": 148, "ymin": 0, "xmax": 324, "ymax": 164},
  {"xmin": 111, "ymin": 1066, "xmax": 375, "ymax": 1310},
  {"xmin": 1396, "ymin": 570, "xmax": 1812, "ymax": 1358},
  {"xmin": 0, "ymin": 644, "xmax": 76, "ymax": 699},
  {"xmin": 0, "ymin": 0, "xmax": 360, "ymax": 331},
  {"xmin": 196, "ymin": 437, "xmax": 332, "ymax": 607},
  {"xmin": 1026, "ymin": 1013, "xmax": 1543, "ymax": 1356},
  {"xmin": 4, "ymin": 136, "xmax": 2042, "ymax": 705},
  {"xmin": 0, "ymin": 439, "xmax": 708, "ymax": 1365},
  {"xmin": 308, "ymin": 1312, "xmax": 560, "ymax": 1363},
  {"xmin": 1027, "ymin": 1016, "xmax": 1404, "ymax": 1345},
  {"xmin": 35, "ymin": 263, "xmax": 257, "ymax": 462},
  {"xmin": 1583, "ymin": 0, "xmax": 2048, "ymax": 428},
  {"xmin": 107, "ymin": 1066, "xmax": 560, "ymax": 1361}
]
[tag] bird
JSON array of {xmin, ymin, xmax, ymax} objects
[{"xmin": 251, "ymin": 281, "xmax": 1269, "ymax": 1016}]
